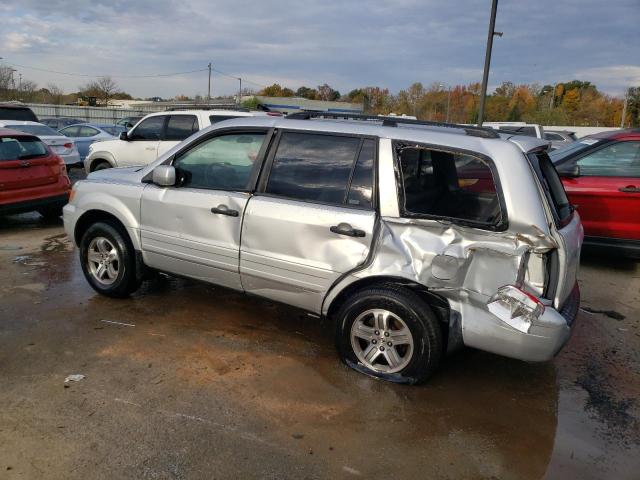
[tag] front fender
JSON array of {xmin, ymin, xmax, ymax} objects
[{"xmin": 84, "ymin": 150, "xmax": 117, "ymax": 173}]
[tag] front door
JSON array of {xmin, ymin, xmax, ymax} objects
[
  {"xmin": 240, "ymin": 132, "xmax": 377, "ymax": 313},
  {"xmin": 140, "ymin": 130, "xmax": 269, "ymax": 290},
  {"xmin": 562, "ymin": 140, "xmax": 640, "ymax": 240},
  {"xmin": 120, "ymin": 115, "xmax": 165, "ymax": 167}
]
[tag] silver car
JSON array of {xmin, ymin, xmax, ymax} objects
[{"xmin": 63, "ymin": 113, "xmax": 583, "ymax": 384}]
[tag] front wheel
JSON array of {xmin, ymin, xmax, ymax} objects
[
  {"xmin": 335, "ymin": 285, "xmax": 443, "ymax": 384},
  {"xmin": 92, "ymin": 160, "xmax": 111, "ymax": 172},
  {"xmin": 79, "ymin": 222, "xmax": 141, "ymax": 297}
]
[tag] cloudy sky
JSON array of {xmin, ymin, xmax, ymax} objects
[{"xmin": 2, "ymin": 0, "xmax": 639, "ymax": 98}]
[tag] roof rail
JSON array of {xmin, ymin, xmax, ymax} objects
[
  {"xmin": 285, "ymin": 111, "xmax": 500, "ymax": 138},
  {"xmin": 165, "ymin": 105, "xmax": 250, "ymax": 112}
]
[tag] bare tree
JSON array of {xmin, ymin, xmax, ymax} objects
[
  {"xmin": 46, "ymin": 83, "xmax": 65, "ymax": 104},
  {"xmin": 80, "ymin": 76, "xmax": 119, "ymax": 106},
  {"xmin": 17, "ymin": 80, "xmax": 38, "ymax": 102}
]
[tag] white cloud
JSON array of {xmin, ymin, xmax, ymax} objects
[{"xmin": 573, "ymin": 66, "xmax": 640, "ymax": 95}]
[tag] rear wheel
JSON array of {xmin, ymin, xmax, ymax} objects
[
  {"xmin": 92, "ymin": 160, "xmax": 111, "ymax": 172},
  {"xmin": 80, "ymin": 222, "xmax": 140, "ymax": 297},
  {"xmin": 335, "ymin": 285, "xmax": 443, "ymax": 384}
]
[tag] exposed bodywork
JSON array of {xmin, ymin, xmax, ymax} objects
[{"xmin": 64, "ymin": 115, "xmax": 583, "ymax": 367}]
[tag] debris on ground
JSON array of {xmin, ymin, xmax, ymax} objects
[{"xmin": 64, "ymin": 374, "xmax": 86, "ymax": 386}]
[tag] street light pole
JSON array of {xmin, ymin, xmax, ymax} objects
[
  {"xmin": 446, "ymin": 86, "xmax": 451, "ymax": 122},
  {"xmin": 207, "ymin": 62, "xmax": 212, "ymax": 104},
  {"xmin": 477, "ymin": 0, "xmax": 501, "ymax": 127}
]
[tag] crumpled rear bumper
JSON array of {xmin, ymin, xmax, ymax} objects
[{"xmin": 461, "ymin": 284, "xmax": 579, "ymax": 362}]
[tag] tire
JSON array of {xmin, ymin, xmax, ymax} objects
[
  {"xmin": 79, "ymin": 221, "xmax": 141, "ymax": 298},
  {"xmin": 38, "ymin": 206, "xmax": 63, "ymax": 219},
  {"xmin": 335, "ymin": 285, "xmax": 443, "ymax": 384},
  {"xmin": 92, "ymin": 160, "xmax": 111, "ymax": 172}
]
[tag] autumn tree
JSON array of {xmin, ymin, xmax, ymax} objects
[
  {"xmin": 80, "ymin": 76, "xmax": 120, "ymax": 106},
  {"xmin": 296, "ymin": 86, "xmax": 317, "ymax": 99},
  {"xmin": 258, "ymin": 83, "xmax": 294, "ymax": 97},
  {"xmin": 316, "ymin": 83, "xmax": 340, "ymax": 101}
]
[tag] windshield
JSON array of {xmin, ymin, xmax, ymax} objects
[
  {"xmin": 0, "ymin": 136, "xmax": 48, "ymax": 160},
  {"xmin": 549, "ymin": 137, "xmax": 602, "ymax": 163},
  {"xmin": 6, "ymin": 124, "xmax": 60, "ymax": 137}
]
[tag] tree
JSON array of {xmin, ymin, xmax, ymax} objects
[
  {"xmin": 316, "ymin": 83, "xmax": 340, "ymax": 101},
  {"xmin": 296, "ymin": 86, "xmax": 317, "ymax": 99},
  {"xmin": 46, "ymin": 83, "xmax": 65, "ymax": 104},
  {"xmin": 80, "ymin": 76, "xmax": 119, "ymax": 106},
  {"xmin": 258, "ymin": 83, "xmax": 294, "ymax": 97},
  {"xmin": 17, "ymin": 80, "xmax": 38, "ymax": 102}
]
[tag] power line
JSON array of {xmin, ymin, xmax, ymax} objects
[{"xmin": 3, "ymin": 62, "xmax": 207, "ymax": 79}]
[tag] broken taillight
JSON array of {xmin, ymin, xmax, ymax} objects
[{"xmin": 487, "ymin": 285, "xmax": 545, "ymax": 334}]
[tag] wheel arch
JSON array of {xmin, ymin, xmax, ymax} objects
[
  {"xmin": 324, "ymin": 275, "xmax": 450, "ymax": 325},
  {"xmin": 74, "ymin": 209, "xmax": 139, "ymax": 251},
  {"xmin": 86, "ymin": 151, "xmax": 116, "ymax": 171}
]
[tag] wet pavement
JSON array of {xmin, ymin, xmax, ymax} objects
[{"xmin": 1, "ymin": 210, "xmax": 639, "ymax": 479}]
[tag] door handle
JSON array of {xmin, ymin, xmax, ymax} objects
[
  {"xmin": 330, "ymin": 222, "xmax": 365, "ymax": 238},
  {"xmin": 619, "ymin": 186, "xmax": 640, "ymax": 193},
  {"xmin": 211, "ymin": 204, "xmax": 239, "ymax": 217}
]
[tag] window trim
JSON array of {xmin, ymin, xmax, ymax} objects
[
  {"xmin": 255, "ymin": 128, "xmax": 379, "ymax": 212},
  {"xmin": 163, "ymin": 126, "xmax": 274, "ymax": 193},
  {"xmin": 393, "ymin": 140, "xmax": 508, "ymax": 231}
]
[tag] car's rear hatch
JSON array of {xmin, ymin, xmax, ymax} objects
[
  {"xmin": 528, "ymin": 149, "xmax": 583, "ymax": 308},
  {"xmin": 0, "ymin": 136, "xmax": 62, "ymax": 193}
]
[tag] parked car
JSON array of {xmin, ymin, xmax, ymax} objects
[
  {"xmin": 84, "ymin": 109, "xmax": 273, "ymax": 172},
  {"xmin": 59, "ymin": 124, "xmax": 126, "ymax": 161},
  {"xmin": 115, "ymin": 116, "xmax": 143, "ymax": 130},
  {"xmin": 483, "ymin": 122, "xmax": 545, "ymax": 139},
  {"xmin": 41, "ymin": 117, "xmax": 85, "ymax": 130},
  {"xmin": 0, "ymin": 103, "xmax": 38, "ymax": 122},
  {"xmin": 544, "ymin": 130, "xmax": 577, "ymax": 150},
  {"xmin": 0, "ymin": 121, "xmax": 81, "ymax": 167},
  {"xmin": 551, "ymin": 128, "xmax": 640, "ymax": 256},
  {"xmin": 0, "ymin": 128, "xmax": 71, "ymax": 218},
  {"xmin": 64, "ymin": 113, "xmax": 582, "ymax": 384}
]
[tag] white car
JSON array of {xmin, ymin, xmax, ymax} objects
[
  {"xmin": 0, "ymin": 120, "xmax": 81, "ymax": 166},
  {"xmin": 482, "ymin": 122, "xmax": 545, "ymax": 139},
  {"xmin": 83, "ymin": 109, "xmax": 275, "ymax": 172}
]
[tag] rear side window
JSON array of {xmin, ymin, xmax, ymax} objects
[
  {"xmin": 0, "ymin": 136, "xmax": 48, "ymax": 161},
  {"xmin": 531, "ymin": 153, "xmax": 572, "ymax": 226},
  {"xmin": 265, "ymin": 132, "xmax": 363, "ymax": 206},
  {"xmin": 397, "ymin": 145, "xmax": 502, "ymax": 227},
  {"xmin": 165, "ymin": 115, "xmax": 199, "ymax": 141},
  {"xmin": 0, "ymin": 107, "xmax": 38, "ymax": 122},
  {"xmin": 499, "ymin": 126, "xmax": 537, "ymax": 137}
]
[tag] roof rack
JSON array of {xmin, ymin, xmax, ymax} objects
[
  {"xmin": 285, "ymin": 111, "xmax": 500, "ymax": 139},
  {"xmin": 165, "ymin": 105, "xmax": 250, "ymax": 112}
]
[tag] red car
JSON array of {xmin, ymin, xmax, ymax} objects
[
  {"xmin": 550, "ymin": 128, "xmax": 640, "ymax": 256},
  {"xmin": 0, "ymin": 128, "xmax": 71, "ymax": 219}
]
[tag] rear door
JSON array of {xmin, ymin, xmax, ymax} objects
[
  {"xmin": 561, "ymin": 140, "xmax": 640, "ymax": 240},
  {"xmin": 140, "ymin": 129, "xmax": 270, "ymax": 290},
  {"xmin": 240, "ymin": 131, "xmax": 377, "ymax": 313}
]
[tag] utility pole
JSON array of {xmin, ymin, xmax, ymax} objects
[
  {"xmin": 18, "ymin": 73, "xmax": 22, "ymax": 96},
  {"xmin": 238, "ymin": 77, "xmax": 242, "ymax": 106},
  {"xmin": 549, "ymin": 83, "xmax": 556, "ymax": 109},
  {"xmin": 477, "ymin": 0, "xmax": 501, "ymax": 126},
  {"xmin": 207, "ymin": 62, "xmax": 212, "ymax": 104},
  {"xmin": 621, "ymin": 88, "xmax": 628, "ymax": 129}
]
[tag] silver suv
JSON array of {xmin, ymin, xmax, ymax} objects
[{"xmin": 63, "ymin": 113, "xmax": 583, "ymax": 384}]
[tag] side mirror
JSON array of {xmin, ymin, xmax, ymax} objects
[
  {"xmin": 152, "ymin": 165, "xmax": 176, "ymax": 187},
  {"xmin": 559, "ymin": 163, "xmax": 580, "ymax": 178},
  {"xmin": 119, "ymin": 131, "xmax": 129, "ymax": 141}
]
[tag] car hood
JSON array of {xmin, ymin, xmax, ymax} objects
[
  {"xmin": 89, "ymin": 138, "xmax": 121, "ymax": 151},
  {"xmin": 87, "ymin": 166, "xmax": 145, "ymax": 182}
]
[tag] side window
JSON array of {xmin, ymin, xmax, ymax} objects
[
  {"xmin": 129, "ymin": 116, "xmax": 164, "ymax": 140},
  {"xmin": 398, "ymin": 145, "xmax": 502, "ymax": 226},
  {"xmin": 346, "ymin": 139, "xmax": 375, "ymax": 208},
  {"xmin": 60, "ymin": 126, "xmax": 80, "ymax": 137},
  {"xmin": 265, "ymin": 132, "xmax": 361, "ymax": 205},
  {"xmin": 577, "ymin": 141, "xmax": 640, "ymax": 177},
  {"xmin": 173, "ymin": 132, "xmax": 266, "ymax": 190},
  {"xmin": 78, "ymin": 126, "xmax": 100, "ymax": 137},
  {"xmin": 165, "ymin": 115, "xmax": 199, "ymax": 141}
]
